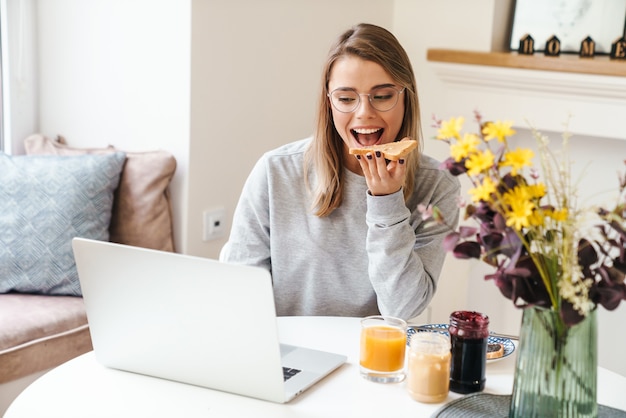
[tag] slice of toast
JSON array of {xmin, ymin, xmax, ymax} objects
[
  {"xmin": 486, "ymin": 342, "xmax": 504, "ymax": 359},
  {"xmin": 349, "ymin": 138, "xmax": 417, "ymax": 161}
]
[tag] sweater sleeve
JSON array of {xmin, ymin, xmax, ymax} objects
[{"xmin": 365, "ymin": 171, "xmax": 460, "ymax": 320}]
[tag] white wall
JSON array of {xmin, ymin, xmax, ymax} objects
[
  {"xmin": 34, "ymin": 0, "xmax": 192, "ymax": 251},
  {"xmin": 187, "ymin": 0, "xmax": 393, "ymax": 257}
]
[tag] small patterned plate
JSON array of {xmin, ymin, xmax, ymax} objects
[{"xmin": 407, "ymin": 324, "xmax": 516, "ymax": 362}]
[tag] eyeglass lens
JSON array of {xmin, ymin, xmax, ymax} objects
[{"xmin": 329, "ymin": 86, "xmax": 403, "ymax": 113}]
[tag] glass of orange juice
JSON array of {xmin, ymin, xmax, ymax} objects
[{"xmin": 359, "ymin": 315, "xmax": 407, "ymax": 383}]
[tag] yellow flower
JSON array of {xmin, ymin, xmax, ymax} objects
[
  {"xmin": 468, "ymin": 176, "xmax": 497, "ymax": 202},
  {"xmin": 502, "ymin": 186, "xmax": 535, "ymax": 230},
  {"xmin": 465, "ymin": 149, "xmax": 495, "ymax": 176},
  {"xmin": 527, "ymin": 209, "xmax": 545, "ymax": 227},
  {"xmin": 505, "ymin": 199, "xmax": 534, "ymax": 230},
  {"xmin": 528, "ymin": 183, "xmax": 546, "ymax": 199},
  {"xmin": 450, "ymin": 133, "xmax": 480, "ymax": 162},
  {"xmin": 549, "ymin": 208, "xmax": 569, "ymax": 222},
  {"xmin": 437, "ymin": 117, "xmax": 465, "ymax": 140},
  {"xmin": 503, "ymin": 185, "xmax": 533, "ymax": 204},
  {"xmin": 483, "ymin": 121, "xmax": 516, "ymax": 142},
  {"xmin": 500, "ymin": 147, "xmax": 535, "ymax": 176}
]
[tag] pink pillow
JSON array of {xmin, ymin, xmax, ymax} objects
[{"xmin": 24, "ymin": 134, "xmax": 176, "ymax": 252}]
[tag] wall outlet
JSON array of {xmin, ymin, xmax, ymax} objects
[{"xmin": 202, "ymin": 207, "xmax": 226, "ymax": 241}]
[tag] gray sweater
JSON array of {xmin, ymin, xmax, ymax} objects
[{"xmin": 221, "ymin": 137, "xmax": 460, "ymax": 320}]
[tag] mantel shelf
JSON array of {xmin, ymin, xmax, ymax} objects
[
  {"xmin": 425, "ymin": 49, "xmax": 626, "ymax": 141},
  {"xmin": 427, "ymin": 49, "xmax": 626, "ymax": 78}
]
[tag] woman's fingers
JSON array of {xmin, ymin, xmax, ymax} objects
[{"xmin": 356, "ymin": 152, "xmax": 405, "ymax": 196}]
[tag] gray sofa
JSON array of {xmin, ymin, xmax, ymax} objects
[{"xmin": 0, "ymin": 135, "xmax": 176, "ymax": 412}]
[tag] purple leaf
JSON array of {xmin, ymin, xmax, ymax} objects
[
  {"xmin": 473, "ymin": 202, "xmax": 496, "ymax": 223},
  {"xmin": 479, "ymin": 232, "xmax": 503, "ymax": 252},
  {"xmin": 560, "ymin": 301, "xmax": 586, "ymax": 326},
  {"xmin": 499, "ymin": 229, "xmax": 522, "ymax": 258},
  {"xmin": 440, "ymin": 157, "xmax": 467, "ymax": 176},
  {"xmin": 442, "ymin": 232, "xmax": 461, "ymax": 252},
  {"xmin": 591, "ymin": 281, "xmax": 625, "ymax": 311},
  {"xmin": 453, "ymin": 241, "xmax": 481, "ymax": 259},
  {"xmin": 577, "ymin": 239, "xmax": 598, "ymax": 267},
  {"xmin": 489, "ymin": 271, "xmax": 515, "ymax": 301},
  {"xmin": 458, "ymin": 226, "xmax": 477, "ymax": 239},
  {"xmin": 493, "ymin": 213, "xmax": 507, "ymax": 230}
]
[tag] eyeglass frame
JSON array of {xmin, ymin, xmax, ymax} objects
[{"xmin": 327, "ymin": 85, "xmax": 406, "ymax": 113}]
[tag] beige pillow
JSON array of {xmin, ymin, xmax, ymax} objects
[{"xmin": 24, "ymin": 134, "xmax": 176, "ymax": 252}]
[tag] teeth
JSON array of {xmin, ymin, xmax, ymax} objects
[{"xmin": 353, "ymin": 128, "xmax": 381, "ymax": 135}]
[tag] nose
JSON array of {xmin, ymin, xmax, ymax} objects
[{"xmin": 354, "ymin": 94, "xmax": 376, "ymax": 116}]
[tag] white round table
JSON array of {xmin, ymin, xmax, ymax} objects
[{"xmin": 5, "ymin": 316, "xmax": 626, "ymax": 417}]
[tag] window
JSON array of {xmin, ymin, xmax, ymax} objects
[{"xmin": 0, "ymin": 6, "xmax": 4, "ymax": 152}]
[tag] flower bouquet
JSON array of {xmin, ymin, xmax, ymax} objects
[{"xmin": 426, "ymin": 111, "xmax": 626, "ymax": 417}]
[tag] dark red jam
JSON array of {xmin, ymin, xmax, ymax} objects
[{"xmin": 448, "ymin": 311, "xmax": 489, "ymax": 394}]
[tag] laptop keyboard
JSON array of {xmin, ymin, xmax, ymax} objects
[{"xmin": 282, "ymin": 367, "xmax": 302, "ymax": 381}]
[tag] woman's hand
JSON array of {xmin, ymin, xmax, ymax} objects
[{"xmin": 356, "ymin": 150, "xmax": 407, "ymax": 196}]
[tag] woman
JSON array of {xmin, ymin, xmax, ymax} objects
[{"xmin": 221, "ymin": 23, "xmax": 460, "ymax": 320}]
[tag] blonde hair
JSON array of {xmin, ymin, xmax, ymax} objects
[{"xmin": 304, "ymin": 23, "xmax": 423, "ymax": 217}]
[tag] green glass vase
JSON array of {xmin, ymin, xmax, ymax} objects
[{"xmin": 510, "ymin": 306, "xmax": 597, "ymax": 418}]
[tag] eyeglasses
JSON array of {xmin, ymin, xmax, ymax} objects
[{"xmin": 328, "ymin": 86, "xmax": 405, "ymax": 113}]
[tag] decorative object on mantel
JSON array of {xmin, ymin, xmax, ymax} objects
[
  {"xmin": 509, "ymin": 0, "xmax": 626, "ymax": 56},
  {"xmin": 580, "ymin": 36, "xmax": 595, "ymax": 58},
  {"xmin": 545, "ymin": 35, "xmax": 561, "ymax": 57},
  {"xmin": 423, "ymin": 111, "xmax": 626, "ymax": 417},
  {"xmin": 518, "ymin": 34, "xmax": 534, "ymax": 55},
  {"xmin": 611, "ymin": 37, "xmax": 626, "ymax": 60}
]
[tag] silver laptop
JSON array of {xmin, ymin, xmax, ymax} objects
[{"xmin": 71, "ymin": 237, "xmax": 346, "ymax": 403}]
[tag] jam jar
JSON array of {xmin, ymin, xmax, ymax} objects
[{"xmin": 448, "ymin": 310, "xmax": 489, "ymax": 394}]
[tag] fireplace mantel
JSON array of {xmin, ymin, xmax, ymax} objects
[{"xmin": 426, "ymin": 49, "xmax": 626, "ymax": 140}]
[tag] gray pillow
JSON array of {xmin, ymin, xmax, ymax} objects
[{"xmin": 0, "ymin": 152, "xmax": 126, "ymax": 296}]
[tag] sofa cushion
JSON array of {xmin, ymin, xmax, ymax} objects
[
  {"xmin": 0, "ymin": 293, "xmax": 92, "ymax": 384},
  {"xmin": 24, "ymin": 134, "xmax": 177, "ymax": 252},
  {"xmin": 0, "ymin": 294, "xmax": 89, "ymax": 351},
  {"xmin": 0, "ymin": 152, "xmax": 126, "ymax": 296}
]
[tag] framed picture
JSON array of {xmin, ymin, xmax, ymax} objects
[{"xmin": 509, "ymin": 0, "xmax": 626, "ymax": 54}]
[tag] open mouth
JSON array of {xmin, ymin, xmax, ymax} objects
[{"xmin": 351, "ymin": 128, "xmax": 383, "ymax": 147}]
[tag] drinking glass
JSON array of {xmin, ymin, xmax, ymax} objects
[{"xmin": 359, "ymin": 315, "xmax": 407, "ymax": 383}]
